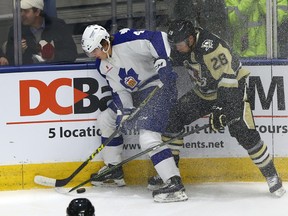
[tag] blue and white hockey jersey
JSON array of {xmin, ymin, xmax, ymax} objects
[{"xmin": 95, "ymin": 28, "xmax": 175, "ymax": 109}]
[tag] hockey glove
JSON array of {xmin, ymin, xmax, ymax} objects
[
  {"xmin": 209, "ymin": 105, "xmax": 227, "ymax": 132},
  {"xmin": 116, "ymin": 108, "xmax": 136, "ymax": 132},
  {"xmin": 154, "ymin": 58, "xmax": 177, "ymax": 85}
]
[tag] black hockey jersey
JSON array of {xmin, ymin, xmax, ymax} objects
[{"xmin": 173, "ymin": 27, "xmax": 250, "ymax": 101}]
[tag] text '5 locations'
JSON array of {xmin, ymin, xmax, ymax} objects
[{"xmin": 48, "ymin": 126, "xmax": 101, "ymax": 138}]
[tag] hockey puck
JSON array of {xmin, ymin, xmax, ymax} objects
[{"xmin": 76, "ymin": 188, "xmax": 86, "ymax": 194}]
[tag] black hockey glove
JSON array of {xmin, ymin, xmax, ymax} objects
[{"xmin": 209, "ymin": 105, "xmax": 227, "ymax": 132}]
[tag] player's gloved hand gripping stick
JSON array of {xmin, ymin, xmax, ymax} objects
[
  {"xmin": 209, "ymin": 105, "xmax": 227, "ymax": 131},
  {"xmin": 34, "ymin": 83, "xmax": 163, "ymax": 187},
  {"xmin": 69, "ymin": 123, "xmax": 210, "ymax": 193}
]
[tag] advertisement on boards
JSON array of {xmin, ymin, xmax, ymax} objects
[
  {"xmin": 0, "ymin": 69, "xmax": 111, "ymax": 164},
  {"xmin": 0, "ymin": 64, "xmax": 287, "ymax": 165},
  {"xmin": 121, "ymin": 65, "xmax": 288, "ymax": 159}
]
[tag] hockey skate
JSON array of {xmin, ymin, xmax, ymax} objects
[
  {"xmin": 266, "ymin": 175, "xmax": 286, "ymax": 197},
  {"xmin": 90, "ymin": 164, "xmax": 126, "ymax": 187},
  {"xmin": 148, "ymin": 154, "xmax": 180, "ymax": 190},
  {"xmin": 147, "ymin": 174, "xmax": 164, "ymax": 190},
  {"xmin": 152, "ymin": 176, "xmax": 188, "ymax": 203}
]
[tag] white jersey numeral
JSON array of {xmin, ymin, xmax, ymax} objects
[{"xmin": 133, "ymin": 30, "xmax": 145, "ymax": 35}]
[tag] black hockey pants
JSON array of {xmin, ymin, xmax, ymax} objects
[{"xmin": 165, "ymin": 80, "xmax": 261, "ymax": 150}]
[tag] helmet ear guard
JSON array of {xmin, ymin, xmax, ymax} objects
[
  {"xmin": 167, "ymin": 19, "xmax": 195, "ymax": 45},
  {"xmin": 81, "ymin": 24, "xmax": 110, "ymax": 56}
]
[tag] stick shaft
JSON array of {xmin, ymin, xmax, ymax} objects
[
  {"xmin": 35, "ymin": 84, "xmax": 162, "ymax": 187},
  {"xmin": 69, "ymin": 124, "xmax": 209, "ymax": 192}
]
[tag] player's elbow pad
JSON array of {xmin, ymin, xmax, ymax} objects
[{"xmin": 154, "ymin": 58, "xmax": 177, "ymax": 85}]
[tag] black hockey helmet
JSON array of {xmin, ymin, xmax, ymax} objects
[
  {"xmin": 66, "ymin": 198, "xmax": 95, "ymax": 216},
  {"xmin": 167, "ymin": 19, "xmax": 195, "ymax": 44}
]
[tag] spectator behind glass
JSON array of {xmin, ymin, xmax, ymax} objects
[
  {"xmin": 0, "ymin": 48, "xmax": 9, "ymax": 66},
  {"xmin": 225, "ymin": 0, "xmax": 266, "ymax": 57},
  {"xmin": 225, "ymin": 0, "xmax": 288, "ymax": 58},
  {"xmin": 6, "ymin": 0, "xmax": 77, "ymax": 65}
]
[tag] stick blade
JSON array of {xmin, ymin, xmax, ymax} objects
[{"xmin": 34, "ymin": 175, "xmax": 57, "ymax": 187}]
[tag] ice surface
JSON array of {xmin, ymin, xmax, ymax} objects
[{"xmin": 1, "ymin": 182, "xmax": 287, "ymax": 216}]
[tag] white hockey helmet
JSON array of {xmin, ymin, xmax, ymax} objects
[{"xmin": 81, "ymin": 24, "xmax": 110, "ymax": 55}]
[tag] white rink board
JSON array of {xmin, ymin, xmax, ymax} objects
[
  {"xmin": 123, "ymin": 65, "xmax": 288, "ymax": 159},
  {"xmin": 0, "ymin": 69, "xmax": 109, "ymax": 164},
  {"xmin": 0, "ymin": 65, "xmax": 287, "ymax": 165}
]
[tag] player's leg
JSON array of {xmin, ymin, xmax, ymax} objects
[
  {"xmin": 134, "ymin": 85, "xmax": 188, "ymax": 202},
  {"xmin": 147, "ymin": 133, "xmax": 182, "ymax": 190},
  {"xmin": 228, "ymin": 100, "xmax": 285, "ymax": 197},
  {"xmin": 148, "ymin": 90, "xmax": 212, "ymax": 190},
  {"xmin": 139, "ymin": 129, "xmax": 188, "ymax": 202},
  {"xmin": 90, "ymin": 107, "xmax": 126, "ymax": 187}
]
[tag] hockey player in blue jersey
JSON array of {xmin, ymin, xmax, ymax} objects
[
  {"xmin": 81, "ymin": 24, "xmax": 188, "ymax": 203},
  {"xmin": 147, "ymin": 19, "xmax": 286, "ymax": 198}
]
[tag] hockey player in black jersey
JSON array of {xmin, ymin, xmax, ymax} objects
[{"xmin": 148, "ymin": 19, "xmax": 286, "ymax": 197}]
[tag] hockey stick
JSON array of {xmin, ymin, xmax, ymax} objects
[
  {"xmin": 68, "ymin": 123, "xmax": 210, "ymax": 192},
  {"xmin": 34, "ymin": 83, "xmax": 163, "ymax": 187}
]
